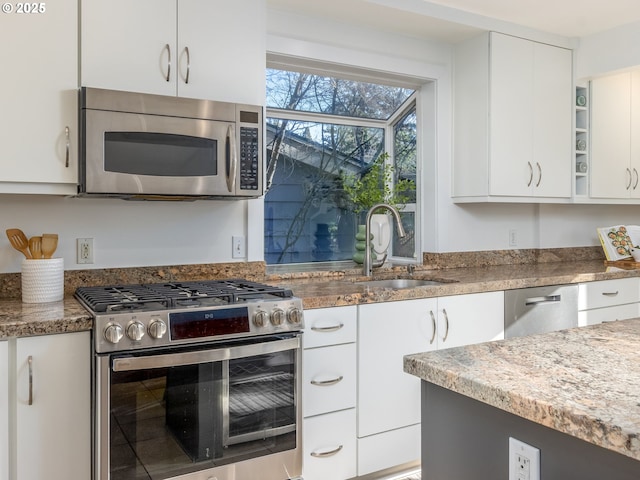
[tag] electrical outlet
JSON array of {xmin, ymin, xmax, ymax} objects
[
  {"xmin": 232, "ymin": 236, "xmax": 245, "ymax": 258},
  {"xmin": 77, "ymin": 238, "xmax": 94, "ymax": 264},
  {"xmin": 509, "ymin": 229, "xmax": 518, "ymax": 247},
  {"xmin": 509, "ymin": 437, "xmax": 540, "ymax": 480}
]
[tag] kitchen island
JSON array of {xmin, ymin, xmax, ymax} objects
[{"xmin": 404, "ymin": 319, "xmax": 640, "ymax": 479}]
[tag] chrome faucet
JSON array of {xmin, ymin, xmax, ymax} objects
[{"xmin": 363, "ymin": 203, "xmax": 406, "ymax": 276}]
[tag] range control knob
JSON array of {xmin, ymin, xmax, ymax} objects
[
  {"xmin": 287, "ymin": 307, "xmax": 303, "ymax": 325},
  {"xmin": 126, "ymin": 321, "xmax": 146, "ymax": 342},
  {"xmin": 253, "ymin": 310, "xmax": 268, "ymax": 328},
  {"xmin": 270, "ymin": 308, "xmax": 285, "ymax": 326},
  {"xmin": 148, "ymin": 319, "xmax": 167, "ymax": 339},
  {"xmin": 104, "ymin": 323, "xmax": 123, "ymax": 344}
]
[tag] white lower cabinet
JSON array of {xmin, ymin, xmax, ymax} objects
[
  {"xmin": 303, "ymin": 408, "xmax": 357, "ymax": 480},
  {"xmin": 357, "ymin": 423, "xmax": 421, "ymax": 476},
  {"xmin": 303, "ymin": 343, "xmax": 356, "ymax": 417},
  {"xmin": 0, "ymin": 341, "xmax": 8, "ymax": 480},
  {"xmin": 578, "ymin": 278, "xmax": 640, "ymax": 326},
  {"xmin": 357, "ymin": 291, "xmax": 504, "ymax": 476},
  {"xmin": 13, "ymin": 332, "xmax": 91, "ymax": 480},
  {"xmin": 302, "ymin": 306, "xmax": 357, "ymax": 480}
]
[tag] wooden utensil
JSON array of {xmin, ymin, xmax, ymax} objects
[
  {"xmin": 6, "ymin": 228, "xmax": 32, "ymax": 259},
  {"xmin": 41, "ymin": 233, "xmax": 58, "ymax": 259},
  {"xmin": 28, "ymin": 236, "xmax": 42, "ymax": 259}
]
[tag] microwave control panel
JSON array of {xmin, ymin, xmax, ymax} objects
[{"xmin": 239, "ymin": 127, "xmax": 260, "ymax": 190}]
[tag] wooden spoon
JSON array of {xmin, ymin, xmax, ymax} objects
[
  {"xmin": 41, "ymin": 233, "xmax": 58, "ymax": 259},
  {"xmin": 28, "ymin": 236, "xmax": 42, "ymax": 259},
  {"xmin": 6, "ymin": 228, "xmax": 32, "ymax": 259}
]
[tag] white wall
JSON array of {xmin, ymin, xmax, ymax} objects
[
  {"xmin": 576, "ymin": 20, "xmax": 640, "ymax": 80},
  {"xmin": 0, "ymin": 195, "xmax": 251, "ymax": 273}
]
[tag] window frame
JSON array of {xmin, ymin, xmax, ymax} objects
[{"xmin": 264, "ymin": 64, "xmax": 421, "ymax": 268}]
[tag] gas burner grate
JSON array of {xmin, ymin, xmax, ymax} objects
[
  {"xmin": 75, "ymin": 279, "xmax": 293, "ymax": 313},
  {"xmin": 75, "ymin": 285, "xmax": 172, "ymax": 313}
]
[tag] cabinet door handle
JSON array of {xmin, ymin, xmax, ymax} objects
[
  {"xmin": 311, "ymin": 445, "xmax": 343, "ymax": 458},
  {"xmin": 183, "ymin": 46, "xmax": 190, "ymax": 84},
  {"xmin": 64, "ymin": 126, "xmax": 70, "ymax": 167},
  {"xmin": 28, "ymin": 355, "xmax": 33, "ymax": 406},
  {"xmin": 527, "ymin": 162, "xmax": 533, "ymax": 187},
  {"xmin": 310, "ymin": 323, "xmax": 344, "ymax": 333},
  {"xmin": 626, "ymin": 168, "xmax": 632, "ymax": 190},
  {"xmin": 535, "ymin": 162, "xmax": 542, "ymax": 187},
  {"xmin": 164, "ymin": 43, "xmax": 171, "ymax": 82},
  {"xmin": 441, "ymin": 308, "xmax": 450, "ymax": 342},
  {"xmin": 634, "ymin": 168, "xmax": 639, "ymax": 190},
  {"xmin": 310, "ymin": 375, "xmax": 343, "ymax": 387},
  {"xmin": 429, "ymin": 310, "xmax": 437, "ymax": 345},
  {"xmin": 602, "ymin": 291, "xmax": 619, "ymax": 297}
]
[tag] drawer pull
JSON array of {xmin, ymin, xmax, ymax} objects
[
  {"xmin": 602, "ymin": 291, "xmax": 619, "ymax": 297},
  {"xmin": 310, "ymin": 323, "xmax": 344, "ymax": 333},
  {"xmin": 311, "ymin": 375, "xmax": 343, "ymax": 387},
  {"xmin": 310, "ymin": 445, "xmax": 343, "ymax": 458}
]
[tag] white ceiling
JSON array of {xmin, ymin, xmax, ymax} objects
[{"xmin": 268, "ymin": 0, "xmax": 640, "ymax": 43}]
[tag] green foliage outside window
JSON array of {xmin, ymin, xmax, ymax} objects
[{"xmin": 341, "ymin": 152, "xmax": 415, "ymax": 214}]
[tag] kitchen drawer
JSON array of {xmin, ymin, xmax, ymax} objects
[
  {"xmin": 578, "ymin": 278, "xmax": 640, "ymax": 310},
  {"xmin": 357, "ymin": 423, "xmax": 421, "ymax": 476},
  {"xmin": 578, "ymin": 303, "xmax": 640, "ymax": 326},
  {"xmin": 303, "ymin": 343, "xmax": 356, "ymax": 417},
  {"xmin": 303, "ymin": 408, "xmax": 357, "ymax": 480},
  {"xmin": 303, "ymin": 306, "xmax": 357, "ymax": 349}
]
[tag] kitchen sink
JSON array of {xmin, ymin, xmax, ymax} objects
[{"xmin": 351, "ymin": 278, "xmax": 448, "ymax": 289}]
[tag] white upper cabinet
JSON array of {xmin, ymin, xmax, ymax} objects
[
  {"xmin": 81, "ymin": 0, "xmax": 176, "ymax": 96},
  {"xmin": 453, "ymin": 32, "xmax": 572, "ymax": 202},
  {"xmin": 177, "ymin": 0, "xmax": 265, "ymax": 104},
  {"xmin": 81, "ymin": 0, "xmax": 265, "ymax": 105},
  {"xmin": 0, "ymin": 0, "xmax": 78, "ymax": 194},
  {"xmin": 591, "ymin": 72, "xmax": 640, "ymax": 199}
]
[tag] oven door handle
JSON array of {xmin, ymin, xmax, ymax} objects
[{"xmin": 112, "ymin": 336, "xmax": 300, "ymax": 372}]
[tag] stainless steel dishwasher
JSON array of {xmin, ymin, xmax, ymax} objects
[{"xmin": 504, "ymin": 284, "xmax": 579, "ymax": 338}]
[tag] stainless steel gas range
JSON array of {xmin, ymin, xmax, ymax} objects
[{"xmin": 75, "ymin": 279, "xmax": 304, "ymax": 480}]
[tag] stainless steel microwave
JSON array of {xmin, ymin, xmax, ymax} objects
[{"xmin": 78, "ymin": 87, "xmax": 264, "ymax": 200}]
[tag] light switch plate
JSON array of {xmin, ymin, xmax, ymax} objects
[{"xmin": 232, "ymin": 236, "xmax": 246, "ymax": 258}]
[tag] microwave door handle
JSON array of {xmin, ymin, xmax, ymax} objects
[{"xmin": 226, "ymin": 124, "xmax": 237, "ymax": 193}]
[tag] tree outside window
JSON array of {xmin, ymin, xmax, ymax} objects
[{"xmin": 264, "ymin": 68, "xmax": 418, "ymax": 265}]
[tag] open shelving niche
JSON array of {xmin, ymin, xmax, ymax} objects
[{"xmin": 574, "ymin": 83, "xmax": 590, "ymax": 198}]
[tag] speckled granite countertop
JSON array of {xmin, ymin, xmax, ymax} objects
[
  {"xmin": 0, "ymin": 256, "xmax": 639, "ymax": 339},
  {"xmin": 403, "ymin": 319, "xmax": 640, "ymax": 462},
  {"xmin": 0, "ymin": 297, "xmax": 92, "ymax": 339},
  {"xmin": 270, "ymin": 259, "xmax": 640, "ymax": 309}
]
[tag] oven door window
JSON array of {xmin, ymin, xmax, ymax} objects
[{"xmin": 108, "ymin": 339, "xmax": 298, "ymax": 480}]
